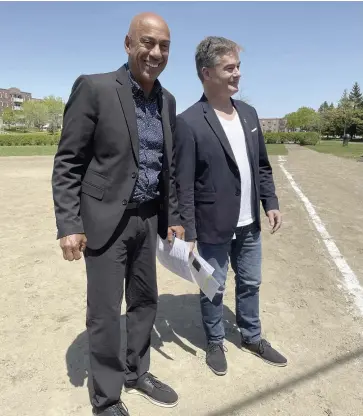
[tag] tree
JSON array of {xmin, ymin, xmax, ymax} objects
[
  {"xmin": 284, "ymin": 111, "xmax": 299, "ymax": 131},
  {"xmin": 318, "ymin": 101, "xmax": 329, "ymax": 113},
  {"xmin": 22, "ymin": 100, "xmax": 49, "ymax": 130},
  {"xmin": 2, "ymin": 108, "xmax": 16, "ymax": 129},
  {"xmin": 337, "ymin": 89, "xmax": 355, "ymax": 143},
  {"xmin": 349, "ymin": 82, "xmax": 363, "ymax": 109},
  {"xmin": 43, "ymin": 96, "xmax": 65, "ymax": 133},
  {"xmin": 285, "ymin": 107, "xmax": 320, "ymax": 132}
]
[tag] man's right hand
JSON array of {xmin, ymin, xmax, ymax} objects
[
  {"xmin": 188, "ymin": 240, "xmax": 196, "ymax": 256},
  {"xmin": 60, "ymin": 233, "xmax": 87, "ymax": 261}
]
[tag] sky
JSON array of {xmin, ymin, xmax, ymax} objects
[{"xmin": 0, "ymin": 1, "xmax": 362, "ymax": 117}]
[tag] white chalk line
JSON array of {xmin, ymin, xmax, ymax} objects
[{"xmin": 278, "ymin": 155, "xmax": 363, "ymax": 316}]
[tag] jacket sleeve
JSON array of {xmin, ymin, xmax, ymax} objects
[
  {"xmin": 51, "ymin": 75, "xmax": 97, "ymax": 239},
  {"xmin": 174, "ymin": 116, "xmax": 197, "ymax": 241},
  {"xmin": 254, "ymin": 108, "xmax": 279, "ymax": 213},
  {"xmin": 167, "ymin": 95, "xmax": 181, "ymax": 226}
]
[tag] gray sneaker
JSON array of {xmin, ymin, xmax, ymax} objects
[
  {"xmin": 241, "ymin": 339, "xmax": 287, "ymax": 367},
  {"xmin": 92, "ymin": 401, "xmax": 129, "ymax": 416},
  {"xmin": 124, "ymin": 373, "xmax": 178, "ymax": 408},
  {"xmin": 206, "ymin": 342, "xmax": 228, "ymax": 376}
]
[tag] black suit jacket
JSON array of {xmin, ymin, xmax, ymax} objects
[
  {"xmin": 52, "ymin": 65, "xmax": 180, "ymax": 250},
  {"xmin": 174, "ymin": 96, "xmax": 279, "ymax": 244}
]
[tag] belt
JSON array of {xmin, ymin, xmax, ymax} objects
[{"xmin": 125, "ymin": 199, "xmax": 160, "ymax": 211}]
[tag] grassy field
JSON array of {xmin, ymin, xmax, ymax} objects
[
  {"xmin": 265, "ymin": 143, "xmax": 288, "ymax": 155},
  {"xmin": 308, "ymin": 140, "xmax": 363, "ymax": 159},
  {"xmin": 0, "ymin": 146, "xmax": 58, "ymax": 157},
  {"xmin": 0, "ymin": 144, "xmax": 288, "ymax": 157}
]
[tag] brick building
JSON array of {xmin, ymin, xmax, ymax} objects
[
  {"xmin": 0, "ymin": 87, "xmax": 33, "ymax": 112},
  {"xmin": 259, "ymin": 118, "xmax": 287, "ymax": 133}
]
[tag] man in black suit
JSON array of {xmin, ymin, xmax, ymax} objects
[
  {"xmin": 52, "ymin": 13, "xmax": 184, "ymax": 416},
  {"xmin": 175, "ymin": 37, "xmax": 287, "ymax": 377}
]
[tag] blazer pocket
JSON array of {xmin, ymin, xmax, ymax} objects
[
  {"xmin": 81, "ymin": 182, "xmax": 104, "ymax": 200},
  {"xmin": 81, "ymin": 169, "xmax": 108, "ymax": 200},
  {"xmin": 194, "ymin": 192, "xmax": 216, "ymax": 203}
]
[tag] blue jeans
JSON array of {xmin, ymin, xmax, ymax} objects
[{"xmin": 197, "ymin": 222, "xmax": 262, "ymax": 345}]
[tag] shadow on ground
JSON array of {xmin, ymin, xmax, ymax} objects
[
  {"xmin": 65, "ymin": 294, "xmax": 239, "ymax": 388},
  {"xmin": 65, "ymin": 293, "xmax": 363, "ymax": 413}
]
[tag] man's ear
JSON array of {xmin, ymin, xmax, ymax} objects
[
  {"xmin": 124, "ymin": 34, "xmax": 131, "ymax": 54},
  {"xmin": 201, "ymin": 67, "xmax": 210, "ymax": 82}
]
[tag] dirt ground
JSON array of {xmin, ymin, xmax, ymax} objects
[{"xmin": 1, "ymin": 147, "xmax": 363, "ymax": 416}]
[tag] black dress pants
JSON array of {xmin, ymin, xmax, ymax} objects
[{"xmin": 84, "ymin": 200, "xmax": 159, "ymax": 410}]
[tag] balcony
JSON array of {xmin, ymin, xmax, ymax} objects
[{"xmin": 13, "ymin": 97, "xmax": 24, "ymax": 103}]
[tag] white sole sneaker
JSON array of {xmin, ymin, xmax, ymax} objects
[
  {"xmin": 124, "ymin": 387, "xmax": 179, "ymax": 408},
  {"xmin": 241, "ymin": 346, "xmax": 287, "ymax": 367}
]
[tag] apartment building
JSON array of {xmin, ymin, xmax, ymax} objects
[
  {"xmin": 259, "ymin": 118, "xmax": 287, "ymax": 133},
  {"xmin": 0, "ymin": 87, "xmax": 33, "ymax": 112}
]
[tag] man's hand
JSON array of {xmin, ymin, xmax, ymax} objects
[
  {"xmin": 188, "ymin": 240, "xmax": 196, "ymax": 255},
  {"xmin": 266, "ymin": 210, "xmax": 282, "ymax": 234},
  {"xmin": 60, "ymin": 233, "xmax": 87, "ymax": 261},
  {"xmin": 167, "ymin": 225, "xmax": 185, "ymax": 243}
]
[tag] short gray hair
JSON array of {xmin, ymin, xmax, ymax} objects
[{"xmin": 195, "ymin": 36, "xmax": 242, "ymax": 82}]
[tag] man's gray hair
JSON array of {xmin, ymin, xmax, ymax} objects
[{"xmin": 195, "ymin": 36, "xmax": 242, "ymax": 82}]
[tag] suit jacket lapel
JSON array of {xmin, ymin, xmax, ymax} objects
[
  {"xmin": 201, "ymin": 98, "xmax": 238, "ymax": 167},
  {"xmin": 159, "ymin": 93, "xmax": 172, "ymax": 166},
  {"xmin": 115, "ymin": 66, "xmax": 139, "ymax": 165}
]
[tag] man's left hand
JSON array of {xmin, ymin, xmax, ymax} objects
[
  {"xmin": 266, "ymin": 210, "xmax": 282, "ymax": 234},
  {"xmin": 167, "ymin": 225, "xmax": 185, "ymax": 243}
]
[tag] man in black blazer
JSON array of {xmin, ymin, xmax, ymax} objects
[
  {"xmin": 175, "ymin": 37, "xmax": 287, "ymax": 377},
  {"xmin": 52, "ymin": 13, "xmax": 184, "ymax": 416}
]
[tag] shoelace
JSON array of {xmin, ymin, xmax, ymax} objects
[
  {"xmin": 145, "ymin": 372, "xmax": 165, "ymax": 389},
  {"xmin": 258, "ymin": 339, "xmax": 271, "ymax": 354},
  {"xmin": 207, "ymin": 343, "xmax": 228, "ymax": 354}
]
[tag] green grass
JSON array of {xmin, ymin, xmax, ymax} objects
[
  {"xmin": 266, "ymin": 144, "xmax": 288, "ymax": 155},
  {"xmin": 0, "ymin": 145, "xmax": 57, "ymax": 156},
  {"xmin": 308, "ymin": 140, "xmax": 363, "ymax": 159}
]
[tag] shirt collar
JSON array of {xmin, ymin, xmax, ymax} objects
[{"xmin": 125, "ymin": 63, "xmax": 162, "ymax": 100}]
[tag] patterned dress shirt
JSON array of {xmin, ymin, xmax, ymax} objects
[{"xmin": 127, "ymin": 65, "xmax": 164, "ymax": 203}]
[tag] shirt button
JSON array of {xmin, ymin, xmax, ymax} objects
[
  {"xmin": 122, "ymin": 199, "xmax": 127, "ymax": 205},
  {"xmin": 132, "ymin": 172, "xmax": 137, "ymax": 179},
  {"xmin": 235, "ymin": 190, "xmax": 241, "ymax": 196}
]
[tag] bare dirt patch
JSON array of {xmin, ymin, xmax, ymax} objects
[{"xmin": 0, "ymin": 154, "xmax": 362, "ymax": 416}]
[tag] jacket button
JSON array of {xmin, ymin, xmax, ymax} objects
[
  {"xmin": 235, "ymin": 190, "xmax": 241, "ymax": 196},
  {"xmin": 132, "ymin": 172, "xmax": 136, "ymax": 179},
  {"xmin": 122, "ymin": 199, "xmax": 127, "ymax": 205}
]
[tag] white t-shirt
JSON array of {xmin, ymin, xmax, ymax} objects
[{"xmin": 217, "ymin": 113, "xmax": 254, "ymax": 227}]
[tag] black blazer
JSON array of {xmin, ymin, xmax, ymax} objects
[
  {"xmin": 52, "ymin": 65, "xmax": 180, "ymax": 250},
  {"xmin": 174, "ymin": 96, "xmax": 279, "ymax": 244}
]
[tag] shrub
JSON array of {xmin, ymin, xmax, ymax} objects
[
  {"xmin": 264, "ymin": 132, "xmax": 280, "ymax": 144},
  {"xmin": 298, "ymin": 132, "xmax": 320, "ymax": 146},
  {"xmin": 0, "ymin": 133, "xmax": 60, "ymax": 146},
  {"xmin": 263, "ymin": 131, "xmax": 320, "ymax": 146}
]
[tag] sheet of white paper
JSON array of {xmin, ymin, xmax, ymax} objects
[
  {"xmin": 156, "ymin": 236, "xmax": 194, "ymax": 282},
  {"xmin": 189, "ymin": 253, "xmax": 220, "ymax": 302},
  {"xmin": 156, "ymin": 237, "xmax": 220, "ymax": 301}
]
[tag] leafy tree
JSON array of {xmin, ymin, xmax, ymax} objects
[
  {"xmin": 2, "ymin": 107, "xmax": 16, "ymax": 129},
  {"xmin": 337, "ymin": 89, "xmax": 355, "ymax": 141},
  {"xmin": 285, "ymin": 107, "xmax": 320, "ymax": 132},
  {"xmin": 22, "ymin": 100, "xmax": 48, "ymax": 130},
  {"xmin": 43, "ymin": 96, "xmax": 65, "ymax": 133}
]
